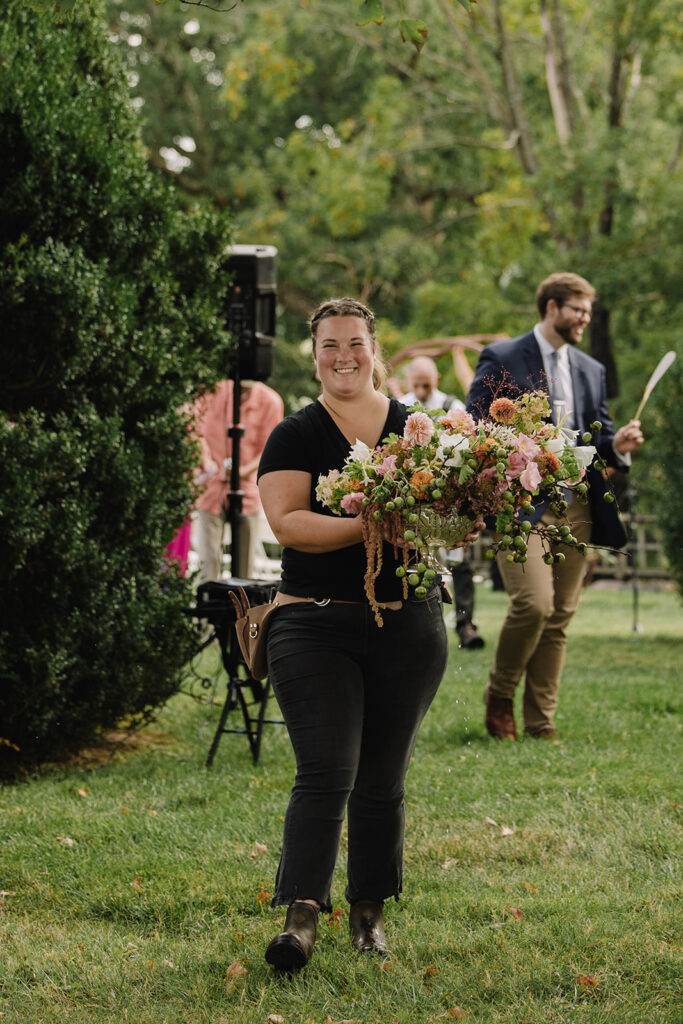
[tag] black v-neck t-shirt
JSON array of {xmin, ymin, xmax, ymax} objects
[{"xmin": 258, "ymin": 398, "xmax": 408, "ymax": 601}]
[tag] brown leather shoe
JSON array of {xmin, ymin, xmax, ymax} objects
[
  {"xmin": 526, "ymin": 728, "xmax": 559, "ymax": 739},
  {"xmin": 265, "ymin": 902, "xmax": 318, "ymax": 971},
  {"xmin": 457, "ymin": 622, "xmax": 485, "ymax": 650},
  {"xmin": 349, "ymin": 900, "xmax": 388, "ymax": 954},
  {"xmin": 484, "ymin": 691, "xmax": 517, "ymax": 740}
]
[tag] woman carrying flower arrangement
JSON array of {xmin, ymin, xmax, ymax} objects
[{"xmin": 257, "ymin": 297, "xmax": 473, "ymax": 971}]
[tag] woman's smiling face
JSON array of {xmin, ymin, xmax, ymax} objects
[{"xmin": 313, "ymin": 315, "xmax": 375, "ymax": 398}]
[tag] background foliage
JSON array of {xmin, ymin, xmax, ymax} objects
[
  {"xmin": 104, "ymin": 0, "xmax": 682, "ymax": 541},
  {"xmin": 0, "ymin": 0, "xmax": 233, "ymax": 769}
]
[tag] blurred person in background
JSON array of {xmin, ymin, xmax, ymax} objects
[
  {"xmin": 194, "ymin": 379, "xmax": 283, "ymax": 582},
  {"xmin": 400, "ymin": 356, "xmax": 484, "ymax": 650}
]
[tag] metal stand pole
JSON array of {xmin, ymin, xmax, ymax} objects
[
  {"xmin": 629, "ymin": 480, "xmax": 642, "ymax": 633},
  {"xmin": 225, "ymin": 366, "xmax": 246, "ymax": 580}
]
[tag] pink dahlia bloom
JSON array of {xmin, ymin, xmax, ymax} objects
[
  {"xmin": 441, "ymin": 408, "xmax": 476, "ymax": 435},
  {"xmin": 404, "ymin": 411, "xmax": 435, "ymax": 446}
]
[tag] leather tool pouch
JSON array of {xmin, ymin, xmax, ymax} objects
[{"xmin": 228, "ymin": 586, "xmax": 278, "ymax": 681}]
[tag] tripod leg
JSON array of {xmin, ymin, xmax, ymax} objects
[
  {"xmin": 206, "ymin": 679, "xmax": 237, "ymax": 768},
  {"xmin": 234, "ymin": 680, "xmax": 260, "ymax": 764}
]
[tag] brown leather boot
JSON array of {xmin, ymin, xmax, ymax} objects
[
  {"xmin": 484, "ymin": 691, "xmax": 517, "ymax": 740},
  {"xmin": 265, "ymin": 902, "xmax": 318, "ymax": 971},
  {"xmin": 349, "ymin": 900, "xmax": 388, "ymax": 954}
]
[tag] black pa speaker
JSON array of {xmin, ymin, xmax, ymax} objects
[{"xmin": 224, "ymin": 244, "xmax": 277, "ymax": 381}]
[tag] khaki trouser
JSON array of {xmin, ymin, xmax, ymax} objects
[
  {"xmin": 488, "ymin": 498, "xmax": 592, "ymax": 734},
  {"xmin": 195, "ymin": 509, "xmax": 260, "ymax": 586}
]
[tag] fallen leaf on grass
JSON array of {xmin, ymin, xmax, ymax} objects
[
  {"xmin": 446, "ymin": 1008, "xmax": 467, "ymax": 1019},
  {"xmin": 327, "ymin": 907, "xmax": 344, "ymax": 929},
  {"xmin": 576, "ymin": 974, "xmax": 600, "ymax": 987},
  {"xmin": 56, "ymin": 836, "xmax": 75, "ymax": 847},
  {"xmin": 77, "ymin": 787, "xmax": 90, "ymax": 798},
  {"xmin": 442, "ymin": 858, "xmax": 458, "ymax": 870},
  {"xmin": 523, "ymin": 881, "xmax": 538, "ymax": 893},
  {"xmin": 505, "ymin": 905, "xmax": 523, "ymax": 921},
  {"xmin": 501, "ymin": 826, "xmax": 515, "ymax": 836},
  {"xmin": 130, "ymin": 876, "xmax": 143, "ymax": 890},
  {"xmin": 256, "ymin": 888, "xmax": 272, "ymax": 905},
  {"xmin": 0, "ymin": 891, "xmax": 16, "ymax": 898},
  {"xmin": 267, "ymin": 1016, "xmax": 285, "ymax": 1024},
  {"xmin": 422, "ymin": 965, "xmax": 440, "ymax": 982},
  {"xmin": 324, "ymin": 1016, "xmax": 356, "ymax": 1024},
  {"xmin": 250, "ymin": 841, "xmax": 267, "ymax": 860},
  {"xmin": 485, "ymin": 817, "xmax": 497, "ymax": 827},
  {"xmin": 225, "ymin": 960, "xmax": 248, "ymax": 994}
]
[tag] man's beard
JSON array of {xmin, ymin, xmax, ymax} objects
[{"xmin": 555, "ymin": 322, "xmax": 580, "ymax": 346}]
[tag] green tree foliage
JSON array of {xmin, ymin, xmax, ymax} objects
[
  {"xmin": 0, "ymin": 0, "xmax": 233, "ymax": 769},
  {"xmin": 644, "ymin": 347, "xmax": 683, "ymax": 595},
  {"xmin": 106, "ymin": 0, "xmax": 681, "ymax": 519}
]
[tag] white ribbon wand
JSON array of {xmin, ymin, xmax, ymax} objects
[{"xmin": 634, "ymin": 350, "xmax": 676, "ymax": 420}]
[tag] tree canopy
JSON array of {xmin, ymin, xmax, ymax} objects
[{"xmin": 104, "ymin": 0, "xmax": 681, "ymax": 412}]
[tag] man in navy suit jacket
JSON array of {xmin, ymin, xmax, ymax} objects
[{"xmin": 467, "ymin": 272, "xmax": 643, "ymax": 740}]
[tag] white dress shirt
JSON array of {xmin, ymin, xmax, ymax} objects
[
  {"xmin": 533, "ymin": 324, "xmax": 629, "ymax": 465},
  {"xmin": 400, "ymin": 387, "xmax": 465, "ymax": 412},
  {"xmin": 534, "ymin": 326, "xmax": 575, "ymax": 429}
]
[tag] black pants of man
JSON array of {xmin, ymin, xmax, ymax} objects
[{"xmin": 451, "ymin": 556, "xmax": 484, "ymax": 648}]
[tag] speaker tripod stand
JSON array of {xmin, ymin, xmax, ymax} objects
[{"xmin": 186, "ymin": 578, "xmax": 281, "ymax": 766}]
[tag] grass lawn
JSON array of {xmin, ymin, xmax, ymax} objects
[{"xmin": 1, "ymin": 584, "xmax": 681, "ymax": 1024}]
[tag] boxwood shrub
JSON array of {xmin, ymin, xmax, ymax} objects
[{"xmin": 0, "ymin": 0, "xmax": 234, "ymax": 769}]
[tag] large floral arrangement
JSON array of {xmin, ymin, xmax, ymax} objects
[{"xmin": 316, "ymin": 392, "xmax": 602, "ymax": 624}]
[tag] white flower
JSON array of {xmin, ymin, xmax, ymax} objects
[
  {"xmin": 315, "ymin": 469, "xmax": 341, "ymax": 506},
  {"xmin": 435, "ymin": 431, "xmax": 470, "ymax": 467},
  {"xmin": 545, "ymin": 433, "xmax": 567, "ymax": 455},
  {"xmin": 573, "ymin": 445, "xmax": 597, "ymax": 471},
  {"xmin": 347, "ymin": 438, "xmax": 372, "ymax": 465}
]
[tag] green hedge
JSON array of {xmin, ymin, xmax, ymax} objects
[{"xmin": 0, "ymin": 1, "xmax": 233, "ymax": 769}]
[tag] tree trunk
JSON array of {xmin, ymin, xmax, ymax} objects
[
  {"xmin": 490, "ymin": 0, "xmax": 538, "ymax": 175},
  {"xmin": 591, "ymin": 29, "xmax": 630, "ymax": 396},
  {"xmin": 589, "ymin": 303, "xmax": 619, "ymax": 399},
  {"xmin": 540, "ymin": 0, "xmax": 572, "ymax": 144}
]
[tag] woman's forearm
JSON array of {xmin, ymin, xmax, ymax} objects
[{"xmin": 271, "ymin": 509, "xmax": 364, "ymax": 553}]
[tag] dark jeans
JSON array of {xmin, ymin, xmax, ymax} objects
[{"xmin": 266, "ymin": 591, "xmax": 447, "ymax": 912}]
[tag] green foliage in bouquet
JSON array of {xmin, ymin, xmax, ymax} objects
[
  {"xmin": 317, "ymin": 395, "xmax": 604, "ymax": 624},
  {"xmin": 0, "ymin": 0, "xmax": 233, "ymax": 770}
]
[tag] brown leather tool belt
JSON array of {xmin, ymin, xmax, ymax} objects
[{"xmin": 274, "ymin": 592, "xmax": 402, "ymax": 611}]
